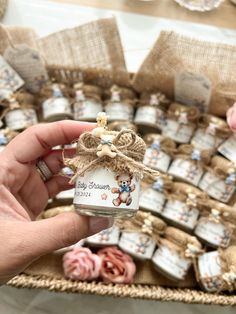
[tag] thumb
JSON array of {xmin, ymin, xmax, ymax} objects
[{"xmin": 25, "ymin": 212, "xmax": 113, "ymax": 259}]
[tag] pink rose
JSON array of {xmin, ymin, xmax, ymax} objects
[
  {"xmin": 97, "ymin": 246, "xmax": 136, "ymax": 284},
  {"xmin": 227, "ymin": 103, "xmax": 236, "ymax": 131},
  {"xmin": 63, "ymin": 247, "xmax": 101, "ymax": 281}
]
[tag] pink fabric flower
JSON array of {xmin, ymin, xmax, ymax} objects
[
  {"xmin": 227, "ymin": 102, "xmax": 236, "ymax": 131},
  {"xmin": 63, "ymin": 247, "xmax": 101, "ymax": 281},
  {"xmin": 97, "ymin": 246, "xmax": 136, "ymax": 284}
]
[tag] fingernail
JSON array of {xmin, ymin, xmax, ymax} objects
[{"xmin": 89, "ymin": 217, "xmax": 114, "ymax": 235}]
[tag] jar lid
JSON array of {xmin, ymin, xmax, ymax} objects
[{"xmin": 176, "ymin": 144, "xmax": 211, "ymax": 165}]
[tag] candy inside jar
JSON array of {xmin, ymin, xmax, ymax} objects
[
  {"xmin": 104, "ymin": 85, "xmax": 136, "ymax": 122},
  {"xmin": 63, "ymin": 112, "xmax": 159, "ymax": 217},
  {"xmin": 73, "ymin": 83, "xmax": 103, "ymax": 121},
  {"xmin": 134, "ymin": 92, "xmax": 170, "ymax": 134},
  {"xmin": 162, "ymin": 103, "xmax": 199, "ymax": 144}
]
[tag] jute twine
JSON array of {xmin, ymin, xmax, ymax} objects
[
  {"xmin": 138, "ymin": 91, "xmax": 170, "ymax": 109},
  {"xmin": 198, "ymin": 114, "xmax": 231, "ymax": 139},
  {"xmin": 143, "ymin": 134, "xmax": 176, "ymax": 157},
  {"xmin": 219, "ymin": 246, "xmax": 236, "ymax": 291},
  {"xmin": 206, "ymin": 155, "xmax": 236, "ymax": 181},
  {"xmin": 141, "ymin": 174, "xmax": 173, "ymax": 194},
  {"xmin": 64, "ymin": 129, "xmax": 159, "ymax": 184},
  {"xmin": 38, "ymin": 81, "xmax": 71, "ymax": 102},
  {"xmin": 167, "ymin": 182, "xmax": 208, "ymax": 204},
  {"xmin": 167, "ymin": 103, "xmax": 199, "ymax": 124},
  {"xmin": 108, "ymin": 121, "xmax": 137, "ymax": 132},
  {"xmin": 175, "ymin": 144, "xmax": 211, "ymax": 167},
  {"xmin": 104, "ymin": 85, "xmax": 136, "ymax": 107},
  {"xmin": 117, "ymin": 211, "xmax": 166, "ymax": 242},
  {"xmin": 73, "ymin": 82, "xmax": 102, "ymax": 102}
]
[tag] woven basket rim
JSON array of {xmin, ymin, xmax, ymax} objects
[{"xmin": 7, "ymin": 274, "xmax": 236, "ymax": 306}]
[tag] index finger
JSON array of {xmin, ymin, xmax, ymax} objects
[{"xmin": 5, "ymin": 120, "xmax": 95, "ymax": 163}]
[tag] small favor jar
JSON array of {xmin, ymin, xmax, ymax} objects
[
  {"xmin": 168, "ymin": 144, "xmax": 210, "ymax": 186},
  {"xmin": 86, "ymin": 226, "xmax": 120, "ymax": 247},
  {"xmin": 41, "ymin": 82, "xmax": 72, "ymax": 122},
  {"xmin": 191, "ymin": 114, "xmax": 230, "ymax": 152},
  {"xmin": 143, "ymin": 134, "xmax": 176, "ymax": 173},
  {"xmin": 218, "ymin": 134, "xmax": 236, "ymax": 164},
  {"xmin": 139, "ymin": 176, "xmax": 172, "ymax": 215},
  {"xmin": 134, "ymin": 92, "xmax": 170, "ymax": 133},
  {"xmin": 198, "ymin": 156, "xmax": 236, "ymax": 203},
  {"xmin": 63, "ymin": 112, "xmax": 158, "ymax": 217},
  {"xmin": 4, "ymin": 93, "xmax": 38, "ymax": 131},
  {"xmin": 118, "ymin": 211, "xmax": 166, "ymax": 260},
  {"xmin": 152, "ymin": 227, "xmax": 202, "ymax": 281},
  {"xmin": 104, "ymin": 85, "xmax": 136, "ymax": 122},
  {"xmin": 197, "ymin": 246, "xmax": 236, "ymax": 292},
  {"xmin": 161, "ymin": 183, "xmax": 206, "ymax": 232},
  {"xmin": 194, "ymin": 200, "xmax": 236, "ymax": 249},
  {"xmin": 73, "ymin": 83, "xmax": 103, "ymax": 121},
  {"xmin": 162, "ymin": 103, "xmax": 199, "ymax": 144}
]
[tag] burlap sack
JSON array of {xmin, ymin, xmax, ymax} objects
[
  {"xmin": 132, "ymin": 31, "xmax": 236, "ymax": 117},
  {"xmin": 38, "ymin": 17, "xmax": 130, "ymax": 88},
  {"xmin": 0, "ymin": 25, "xmax": 38, "ymax": 54}
]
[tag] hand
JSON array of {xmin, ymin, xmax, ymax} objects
[
  {"xmin": 227, "ymin": 102, "xmax": 236, "ymax": 131},
  {"xmin": 0, "ymin": 121, "xmax": 112, "ymax": 284}
]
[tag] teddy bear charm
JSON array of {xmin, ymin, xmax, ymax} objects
[{"xmin": 63, "ymin": 112, "xmax": 159, "ymax": 218}]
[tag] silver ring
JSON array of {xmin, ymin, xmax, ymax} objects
[{"xmin": 36, "ymin": 159, "xmax": 53, "ymax": 182}]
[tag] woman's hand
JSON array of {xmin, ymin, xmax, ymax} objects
[{"xmin": 0, "ymin": 121, "xmax": 112, "ymax": 284}]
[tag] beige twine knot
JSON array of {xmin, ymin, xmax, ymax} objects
[
  {"xmin": 185, "ymin": 242, "xmax": 203, "ymax": 259},
  {"xmin": 222, "ymin": 266, "xmax": 236, "ymax": 289},
  {"xmin": 209, "ymin": 208, "xmax": 229, "ymax": 224},
  {"xmin": 141, "ymin": 213, "xmax": 154, "ymax": 235}
]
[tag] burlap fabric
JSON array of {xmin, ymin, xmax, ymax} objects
[
  {"xmin": 0, "ymin": 0, "xmax": 7, "ymax": 19},
  {"xmin": 143, "ymin": 134, "xmax": 176, "ymax": 157},
  {"xmin": 38, "ymin": 18, "xmax": 130, "ymax": 88},
  {"xmin": 132, "ymin": 31, "xmax": 236, "ymax": 117}
]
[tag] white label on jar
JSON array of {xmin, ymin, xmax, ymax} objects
[
  {"xmin": 194, "ymin": 217, "xmax": 231, "ymax": 248},
  {"xmin": 43, "ymin": 97, "xmax": 72, "ymax": 119},
  {"xmin": 143, "ymin": 147, "xmax": 171, "ymax": 172},
  {"xmin": 56, "ymin": 188, "xmax": 75, "ymax": 200},
  {"xmin": 198, "ymin": 251, "xmax": 222, "ymax": 292},
  {"xmin": 105, "ymin": 102, "xmax": 134, "ymax": 121},
  {"xmin": 139, "ymin": 188, "xmax": 165, "ymax": 214},
  {"xmin": 218, "ymin": 135, "xmax": 236, "ymax": 164},
  {"xmin": 162, "ymin": 199, "xmax": 199, "ymax": 230},
  {"xmin": 119, "ymin": 231, "xmax": 156, "ymax": 260},
  {"xmin": 74, "ymin": 168, "xmax": 140, "ymax": 211},
  {"xmin": 198, "ymin": 172, "xmax": 235, "ymax": 203},
  {"xmin": 175, "ymin": 71, "xmax": 212, "ymax": 113},
  {"xmin": 168, "ymin": 158, "xmax": 203, "ymax": 186},
  {"xmin": 86, "ymin": 226, "xmax": 120, "ymax": 246},
  {"xmin": 152, "ymin": 245, "xmax": 191, "ymax": 280},
  {"xmin": 5, "ymin": 109, "xmax": 38, "ymax": 130},
  {"xmin": 135, "ymin": 106, "xmax": 166, "ymax": 129},
  {"xmin": 74, "ymin": 100, "xmax": 103, "ymax": 120},
  {"xmin": 191, "ymin": 128, "xmax": 223, "ymax": 151},
  {"xmin": 162, "ymin": 119, "xmax": 194, "ymax": 143}
]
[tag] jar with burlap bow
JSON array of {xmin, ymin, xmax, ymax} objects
[
  {"xmin": 194, "ymin": 199, "xmax": 236, "ymax": 248},
  {"xmin": 161, "ymin": 182, "xmax": 208, "ymax": 232},
  {"xmin": 104, "ymin": 85, "xmax": 136, "ymax": 122},
  {"xmin": 198, "ymin": 156, "xmax": 236, "ymax": 203},
  {"xmin": 218, "ymin": 133, "xmax": 236, "ymax": 164},
  {"xmin": 152, "ymin": 227, "xmax": 203, "ymax": 281},
  {"xmin": 1, "ymin": 91, "xmax": 38, "ymax": 131},
  {"xmin": 162, "ymin": 103, "xmax": 199, "ymax": 144},
  {"xmin": 139, "ymin": 175, "xmax": 173, "ymax": 215},
  {"xmin": 143, "ymin": 134, "xmax": 176, "ymax": 173},
  {"xmin": 168, "ymin": 144, "xmax": 211, "ymax": 186},
  {"xmin": 86, "ymin": 226, "xmax": 120, "ymax": 247},
  {"xmin": 191, "ymin": 114, "xmax": 231, "ymax": 152},
  {"xmin": 118, "ymin": 211, "xmax": 166, "ymax": 260},
  {"xmin": 0, "ymin": 127, "xmax": 18, "ymax": 152},
  {"xmin": 40, "ymin": 82, "xmax": 72, "ymax": 122},
  {"xmin": 197, "ymin": 246, "xmax": 236, "ymax": 292},
  {"xmin": 134, "ymin": 92, "xmax": 170, "ymax": 134},
  {"xmin": 73, "ymin": 83, "xmax": 103, "ymax": 121},
  {"xmin": 63, "ymin": 112, "xmax": 159, "ymax": 217}
]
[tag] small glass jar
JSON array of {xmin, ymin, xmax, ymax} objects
[
  {"xmin": 168, "ymin": 145, "xmax": 210, "ymax": 186},
  {"xmin": 118, "ymin": 211, "xmax": 166, "ymax": 260},
  {"xmin": 139, "ymin": 176, "xmax": 172, "ymax": 215},
  {"xmin": 198, "ymin": 156, "xmax": 236, "ymax": 203},
  {"xmin": 134, "ymin": 92, "xmax": 170, "ymax": 134},
  {"xmin": 42, "ymin": 83, "xmax": 72, "ymax": 122},
  {"xmin": 104, "ymin": 85, "xmax": 136, "ymax": 122},
  {"xmin": 152, "ymin": 227, "xmax": 202, "ymax": 281},
  {"xmin": 194, "ymin": 201, "xmax": 235, "ymax": 248},
  {"xmin": 218, "ymin": 134, "xmax": 236, "ymax": 164},
  {"xmin": 191, "ymin": 114, "xmax": 230, "ymax": 152},
  {"xmin": 162, "ymin": 103, "xmax": 199, "ymax": 144},
  {"xmin": 73, "ymin": 83, "xmax": 103, "ymax": 121},
  {"xmin": 143, "ymin": 134, "xmax": 176, "ymax": 173},
  {"xmin": 86, "ymin": 226, "xmax": 120, "ymax": 247},
  {"xmin": 161, "ymin": 183, "xmax": 203, "ymax": 232}
]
